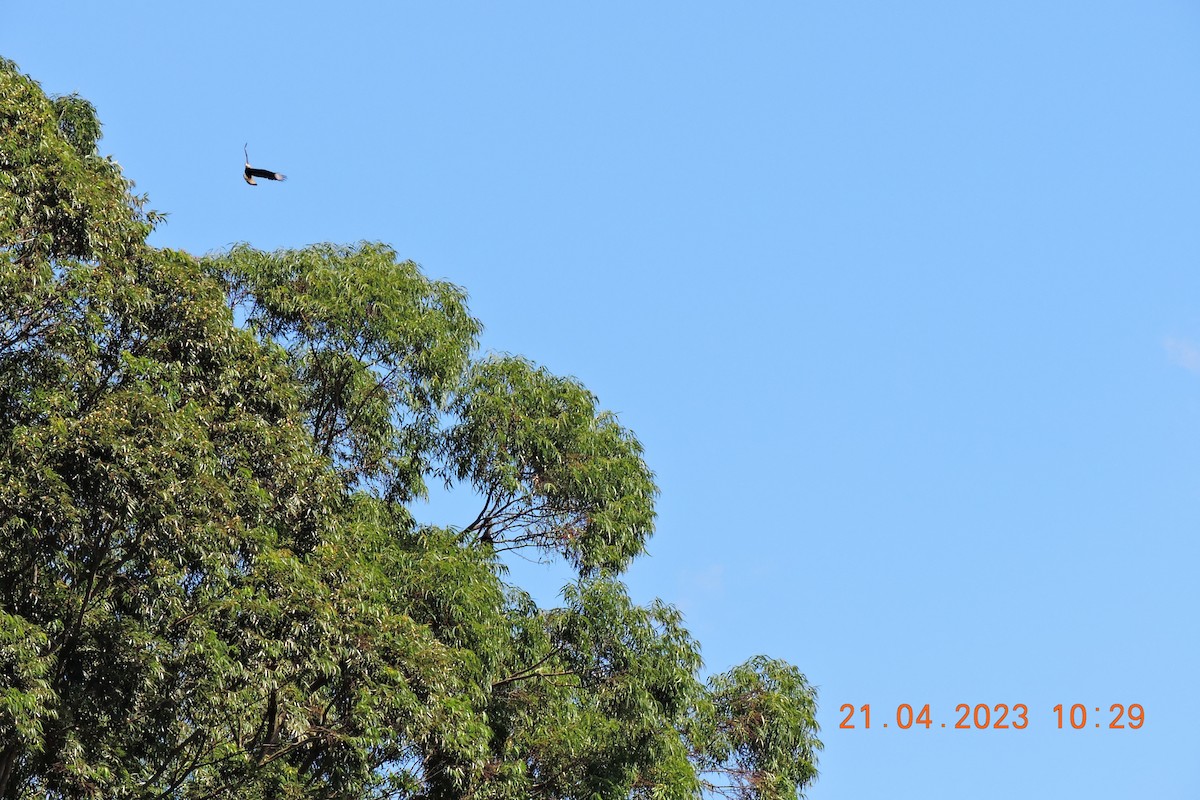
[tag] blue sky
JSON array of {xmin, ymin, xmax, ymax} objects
[{"xmin": 6, "ymin": 2, "xmax": 1200, "ymax": 797}]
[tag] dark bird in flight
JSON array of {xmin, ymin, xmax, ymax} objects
[{"xmin": 243, "ymin": 144, "xmax": 286, "ymax": 185}]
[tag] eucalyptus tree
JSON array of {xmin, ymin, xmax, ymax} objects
[{"xmin": 0, "ymin": 57, "xmax": 821, "ymax": 800}]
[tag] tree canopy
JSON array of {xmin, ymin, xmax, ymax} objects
[{"xmin": 0, "ymin": 58, "xmax": 821, "ymax": 800}]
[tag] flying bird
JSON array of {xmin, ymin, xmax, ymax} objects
[{"xmin": 243, "ymin": 144, "xmax": 286, "ymax": 185}]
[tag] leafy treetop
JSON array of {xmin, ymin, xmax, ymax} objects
[{"xmin": 0, "ymin": 59, "xmax": 821, "ymax": 800}]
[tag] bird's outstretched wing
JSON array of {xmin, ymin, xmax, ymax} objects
[{"xmin": 245, "ymin": 166, "xmax": 286, "ymax": 182}]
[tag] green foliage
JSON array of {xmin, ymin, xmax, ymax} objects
[
  {"xmin": 690, "ymin": 658, "xmax": 822, "ymax": 800},
  {"xmin": 479, "ymin": 579, "xmax": 705, "ymax": 800},
  {"xmin": 0, "ymin": 58, "xmax": 151, "ymax": 266},
  {"xmin": 445, "ymin": 356, "xmax": 657, "ymax": 574},
  {"xmin": 204, "ymin": 242, "xmax": 480, "ymax": 502},
  {"xmin": 0, "ymin": 58, "xmax": 821, "ymax": 800}
]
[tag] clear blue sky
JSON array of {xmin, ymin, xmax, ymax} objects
[{"xmin": 6, "ymin": 2, "xmax": 1200, "ymax": 797}]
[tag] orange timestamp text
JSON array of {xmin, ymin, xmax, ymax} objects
[{"xmin": 839, "ymin": 703, "xmax": 1144, "ymax": 730}]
